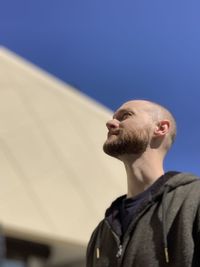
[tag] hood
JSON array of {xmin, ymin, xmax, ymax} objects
[
  {"xmin": 151, "ymin": 171, "xmax": 199, "ymax": 202},
  {"xmin": 165, "ymin": 171, "xmax": 199, "ymax": 188}
]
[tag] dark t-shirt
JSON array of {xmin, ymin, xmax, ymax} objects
[{"xmin": 119, "ymin": 187, "xmax": 152, "ymax": 235}]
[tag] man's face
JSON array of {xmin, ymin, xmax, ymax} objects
[{"xmin": 103, "ymin": 101, "xmax": 153, "ymax": 158}]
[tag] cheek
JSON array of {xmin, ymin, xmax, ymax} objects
[
  {"xmin": 120, "ymin": 120, "xmax": 136, "ymax": 129},
  {"xmin": 122, "ymin": 122, "xmax": 141, "ymax": 132}
]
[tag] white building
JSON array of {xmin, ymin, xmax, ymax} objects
[{"xmin": 0, "ymin": 48, "xmax": 125, "ymax": 267}]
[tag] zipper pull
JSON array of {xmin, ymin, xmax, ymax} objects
[
  {"xmin": 116, "ymin": 244, "xmax": 123, "ymax": 258},
  {"xmin": 164, "ymin": 247, "xmax": 169, "ymax": 263},
  {"xmin": 96, "ymin": 248, "xmax": 100, "ymax": 259}
]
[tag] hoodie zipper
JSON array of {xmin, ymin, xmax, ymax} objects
[
  {"xmin": 116, "ymin": 244, "xmax": 123, "ymax": 258},
  {"xmin": 109, "ymin": 227, "xmax": 123, "ymax": 258},
  {"xmin": 104, "ymin": 220, "xmax": 124, "ymax": 260},
  {"xmin": 105, "ymin": 203, "xmax": 155, "ymax": 264}
]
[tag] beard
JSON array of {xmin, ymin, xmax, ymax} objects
[{"xmin": 103, "ymin": 127, "xmax": 150, "ymax": 157}]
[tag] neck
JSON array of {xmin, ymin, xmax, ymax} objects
[{"xmin": 121, "ymin": 150, "xmax": 164, "ymax": 198}]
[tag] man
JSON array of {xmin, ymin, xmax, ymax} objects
[{"xmin": 86, "ymin": 99, "xmax": 200, "ymax": 267}]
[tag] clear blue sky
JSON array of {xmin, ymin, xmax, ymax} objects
[{"xmin": 0, "ymin": 0, "xmax": 200, "ymax": 175}]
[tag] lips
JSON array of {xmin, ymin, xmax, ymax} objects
[{"xmin": 107, "ymin": 130, "xmax": 120, "ymax": 138}]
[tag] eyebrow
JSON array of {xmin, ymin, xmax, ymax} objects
[{"xmin": 113, "ymin": 108, "xmax": 135, "ymax": 119}]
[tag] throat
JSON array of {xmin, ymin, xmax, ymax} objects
[{"xmin": 125, "ymin": 164, "xmax": 164, "ymax": 198}]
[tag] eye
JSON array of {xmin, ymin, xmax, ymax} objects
[{"xmin": 121, "ymin": 112, "xmax": 132, "ymax": 121}]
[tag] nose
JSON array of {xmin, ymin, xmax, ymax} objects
[{"xmin": 106, "ymin": 119, "xmax": 120, "ymax": 130}]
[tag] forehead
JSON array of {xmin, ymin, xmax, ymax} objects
[{"xmin": 116, "ymin": 100, "xmax": 152, "ymax": 113}]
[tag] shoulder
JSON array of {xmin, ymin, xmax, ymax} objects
[
  {"xmin": 167, "ymin": 172, "xmax": 200, "ymax": 192},
  {"xmin": 86, "ymin": 219, "xmax": 105, "ymax": 260},
  {"xmin": 172, "ymin": 175, "xmax": 200, "ymax": 207},
  {"xmin": 87, "ymin": 220, "xmax": 104, "ymax": 245}
]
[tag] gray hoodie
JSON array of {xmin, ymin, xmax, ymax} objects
[{"xmin": 86, "ymin": 172, "xmax": 200, "ymax": 267}]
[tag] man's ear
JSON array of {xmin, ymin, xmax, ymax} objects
[{"xmin": 154, "ymin": 120, "xmax": 170, "ymax": 137}]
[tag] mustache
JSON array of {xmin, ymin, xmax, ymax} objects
[{"xmin": 107, "ymin": 129, "xmax": 120, "ymax": 137}]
